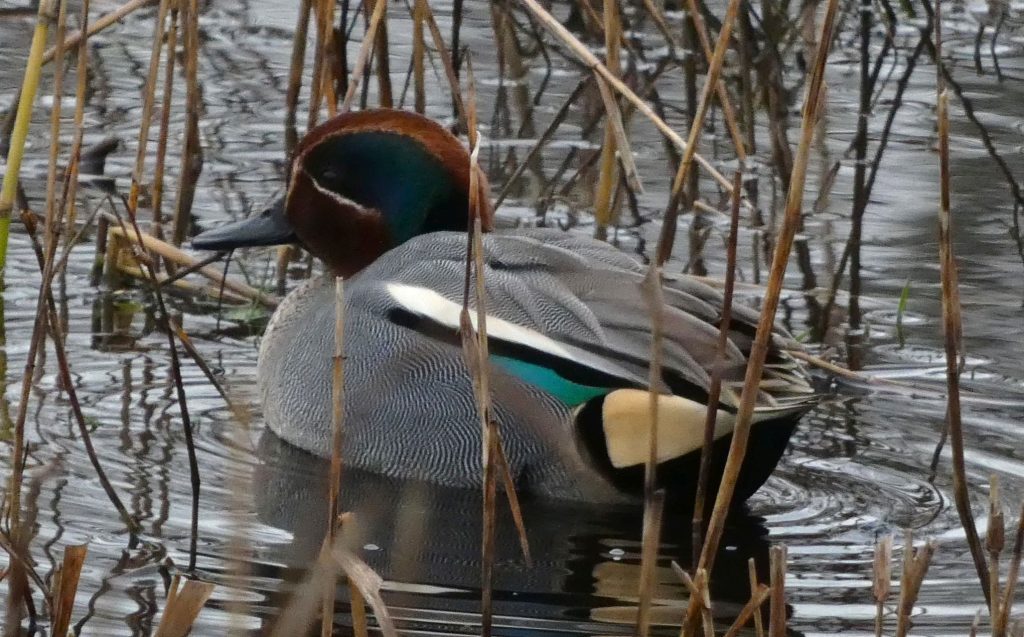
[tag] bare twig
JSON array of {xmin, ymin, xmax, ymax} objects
[
  {"xmin": 692, "ymin": 171, "xmax": 742, "ymax": 555},
  {"xmin": 935, "ymin": 0, "xmax": 991, "ymax": 605},
  {"xmin": 695, "ymin": 0, "xmax": 839, "ymax": 579}
]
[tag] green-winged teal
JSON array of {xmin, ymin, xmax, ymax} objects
[{"xmin": 193, "ymin": 108, "xmax": 817, "ymax": 505}]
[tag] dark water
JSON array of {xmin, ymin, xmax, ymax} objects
[{"xmin": 0, "ymin": 0, "xmax": 1023, "ymax": 634}]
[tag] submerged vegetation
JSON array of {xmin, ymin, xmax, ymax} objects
[{"xmin": 0, "ymin": 0, "xmax": 1022, "ymax": 634}]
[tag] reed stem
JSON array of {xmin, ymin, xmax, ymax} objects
[{"xmin": 0, "ymin": 0, "xmax": 57, "ymax": 273}]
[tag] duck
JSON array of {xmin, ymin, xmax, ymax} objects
[{"xmin": 193, "ymin": 108, "xmax": 818, "ymax": 506}]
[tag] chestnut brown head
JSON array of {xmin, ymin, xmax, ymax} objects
[{"xmin": 193, "ymin": 109, "xmax": 492, "ymax": 277}]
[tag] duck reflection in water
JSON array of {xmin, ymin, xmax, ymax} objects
[{"xmin": 251, "ymin": 431, "xmax": 788, "ymax": 634}]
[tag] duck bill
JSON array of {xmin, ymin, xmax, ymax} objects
[{"xmin": 191, "ymin": 197, "xmax": 297, "ymax": 250}]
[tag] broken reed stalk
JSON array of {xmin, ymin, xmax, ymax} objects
[
  {"xmin": 106, "ymin": 226, "xmax": 277, "ymax": 306},
  {"xmin": 153, "ymin": 575, "xmax": 215, "ymax": 637},
  {"xmin": 284, "ymin": 0, "xmax": 313, "ymax": 160},
  {"xmin": 873, "ymin": 535, "xmax": 893, "ymax": 637},
  {"xmin": 656, "ymin": 0, "xmax": 741, "ymax": 266},
  {"xmin": 151, "ymin": 5, "xmax": 180, "ymax": 235},
  {"xmin": 51, "ymin": 544, "xmax": 88, "ymax": 637},
  {"xmin": 673, "ymin": 564, "xmax": 715, "ymax": 637},
  {"xmin": 0, "ymin": 0, "xmax": 56, "ymax": 273},
  {"xmin": 517, "ymin": 0, "xmax": 739, "ymax": 200},
  {"xmin": 894, "ymin": 533, "xmax": 937, "ymax": 637},
  {"xmin": 767, "ymin": 544, "xmax": 787, "ymax": 637},
  {"xmin": 171, "ymin": 0, "xmax": 203, "ymax": 247},
  {"xmin": 593, "ymin": 0, "xmax": 621, "ymax": 241},
  {"xmin": 692, "ymin": 171, "xmax": 742, "ymax": 560},
  {"xmin": 694, "ymin": 0, "xmax": 840, "ymax": 583},
  {"xmin": 934, "ymin": 0, "xmax": 991, "ymax": 606},
  {"xmin": 749, "ymin": 557, "xmax": 765, "ymax": 637},
  {"xmin": 723, "ymin": 584, "xmax": 771, "ymax": 637},
  {"xmin": 340, "ymin": 0, "xmax": 387, "ymax": 113},
  {"xmin": 321, "ymin": 276, "xmax": 346, "ymax": 637},
  {"xmin": 127, "ymin": 0, "xmax": 172, "ymax": 216}
]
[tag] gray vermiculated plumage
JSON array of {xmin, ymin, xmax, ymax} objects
[{"xmin": 258, "ymin": 228, "xmax": 812, "ymax": 503}]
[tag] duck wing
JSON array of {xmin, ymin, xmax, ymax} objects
[{"xmin": 361, "ymin": 229, "xmax": 814, "ymax": 411}]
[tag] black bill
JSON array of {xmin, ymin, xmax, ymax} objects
[{"xmin": 191, "ymin": 196, "xmax": 296, "ymax": 250}]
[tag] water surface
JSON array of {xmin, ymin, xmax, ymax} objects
[{"xmin": 0, "ymin": 0, "xmax": 1023, "ymax": 634}]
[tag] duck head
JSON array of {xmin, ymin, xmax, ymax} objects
[{"xmin": 193, "ymin": 109, "xmax": 493, "ymax": 276}]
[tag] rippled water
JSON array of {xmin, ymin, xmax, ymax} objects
[{"xmin": 1, "ymin": 0, "xmax": 1023, "ymax": 634}]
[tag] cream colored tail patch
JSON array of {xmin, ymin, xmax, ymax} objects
[{"xmin": 601, "ymin": 389, "xmax": 736, "ymax": 469}]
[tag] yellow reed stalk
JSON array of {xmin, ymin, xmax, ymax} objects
[{"xmin": 0, "ymin": 0, "xmax": 57, "ymax": 272}]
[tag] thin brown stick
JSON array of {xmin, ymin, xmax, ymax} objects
[
  {"xmin": 368, "ymin": 0, "xmax": 392, "ymax": 108},
  {"xmin": 110, "ymin": 191, "xmax": 203, "ymax": 567},
  {"xmin": 635, "ymin": 490, "xmax": 665, "ymax": 637},
  {"xmin": 695, "ymin": 0, "xmax": 839, "ymax": 580},
  {"xmin": 681, "ymin": 0, "xmax": 748, "ymax": 164},
  {"xmin": 934, "ymin": 0, "xmax": 991, "ymax": 605},
  {"xmin": 284, "ymin": 0, "xmax": 312, "ymax": 161},
  {"xmin": 170, "ymin": 0, "xmax": 203, "ymax": 246},
  {"xmin": 307, "ymin": 0, "xmax": 331, "ymax": 128},
  {"xmin": 42, "ymin": 0, "xmax": 155, "ymax": 64},
  {"xmin": 151, "ymin": 5, "xmax": 179, "ymax": 234},
  {"xmin": 420, "ymin": 2, "xmax": 467, "ymax": 129},
  {"xmin": 656, "ymin": 0, "xmax": 741, "ymax": 266},
  {"xmin": 517, "ymin": 0, "xmax": 739, "ymax": 200},
  {"xmin": 412, "ymin": 0, "xmax": 426, "ymax": 114},
  {"xmin": 593, "ymin": 0, "xmax": 621, "ymax": 241},
  {"xmin": 127, "ymin": 0, "xmax": 171, "ymax": 216},
  {"xmin": 340, "ymin": 0, "xmax": 387, "ymax": 113},
  {"xmin": 692, "ymin": 170, "xmax": 742, "ymax": 556},
  {"xmin": 321, "ymin": 276, "xmax": 346, "ymax": 637},
  {"xmin": 989, "ymin": 476, "xmax": 1006, "ymax": 630},
  {"xmin": 61, "ymin": 0, "xmax": 91, "ymax": 237},
  {"xmin": 44, "ymin": 0, "xmax": 69, "ymax": 255},
  {"xmin": 22, "ymin": 212, "xmax": 138, "ymax": 533},
  {"xmin": 996, "ymin": 503, "xmax": 1024, "ymax": 633}
]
